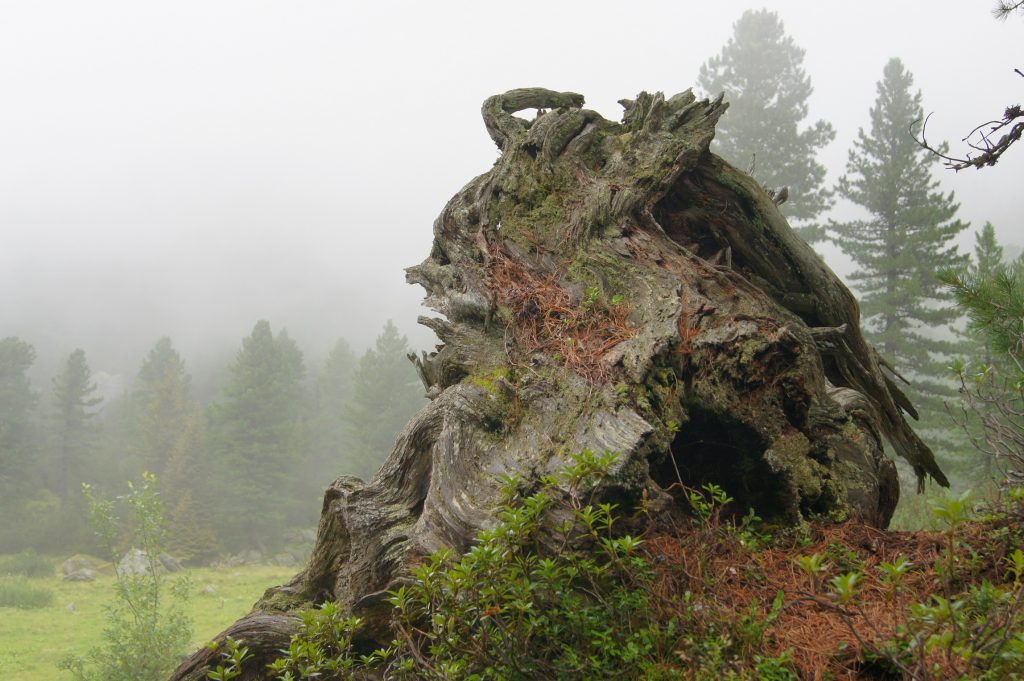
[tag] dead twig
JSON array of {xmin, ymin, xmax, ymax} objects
[{"xmin": 912, "ymin": 68, "xmax": 1024, "ymax": 170}]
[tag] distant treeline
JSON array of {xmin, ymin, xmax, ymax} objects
[{"xmin": 0, "ymin": 320, "xmax": 425, "ymax": 559}]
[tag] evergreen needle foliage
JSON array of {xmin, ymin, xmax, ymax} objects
[
  {"xmin": 209, "ymin": 320, "xmax": 307, "ymax": 550},
  {"xmin": 829, "ymin": 58, "xmax": 968, "ymax": 445},
  {"xmin": 343, "ymin": 320, "xmax": 425, "ymax": 477},
  {"xmin": 941, "ymin": 259, "xmax": 1024, "ymax": 483},
  {"xmin": 51, "ymin": 349, "xmax": 103, "ymax": 515},
  {"xmin": 0, "ymin": 337, "xmax": 39, "ymax": 534},
  {"xmin": 307, "ymin": 338, "xmax": 357, "ymax": 483},
  {"xmin": 958, "ymin": 223, "xmax": 1009, "ymax": 369},
  {"xmin": 0, "ymin": 320, "xmax": 419, "ymax": 554},
  {"xmin": 699, "ymin": 9, "xmax": 835, "ymax": 242},
  {"xmin": 941, "ymin": 262, "xmax": 1024, "ymax": 363}
]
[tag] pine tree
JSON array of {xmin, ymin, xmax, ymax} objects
[
  {"xmin": 132, "ymin": 338, "xmax": 193, "ymax": 478},
  {"xmin": 167, "ymin": 490, "xmax": 218, "ymax": 563},
  {"xmin": 344, "ymin": 321, "xmax": 424, "ymax": 477},
  {"xmin": 698, "ymin": 9, "xmax": 835, "ymax": 242},
  {"xmin": 940, "ymin": 259, "xmax": 1024, "ymax": 482},
  {"xmin": 51, "ymin": 349, "xmax": 103, "ymax": 505},
  {"xmin": 972, "ymin": 223, "xmax": 1005, "ymax": 279},
  {"xmin": 123, "ymin": 338, "xmax": 212, "ymax": 513},
  {"xmin": 942, "ymin": 223, "xmax": 1012, "ymax": 480},
  {"xmin": 942, "ymin": 251, "xmax": 1023, "ymax": 372},
  {"xmin": 829, "ymin": 58, "xmax": 969, "ymax": 439},
  {"xmin": 159, "ymin": 404, "xmax": 206, "ymax": 509},
  {"xmin": 209, "ymin": 320, "xmax": 307, "ymax": 549},
  {"xmin": 0, "ymin": 338, "xmax": 40, "ymax": 514},
  {"xmin": 964, "ymin": 223, "xmax": 1006, "ymax": 367},
  {"xmin": 307, "ymin": 338, "xmax": 357, "ymax": 484}
]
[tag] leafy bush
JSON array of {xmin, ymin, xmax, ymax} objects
[
  {"xmin": 0, "ymin": 575, "xmax": 55, "ymax": 609},
  {"xmin": 203, "ymin": 447, "xmax": 1024, "ymax": 679},
  {"xmin": 0, "ymin": 548, "xmax": 54, "ymax": 578},
  {"xmin": 214, "ymin": 451, "xmax": 795, "ymax": 680},
  {"xmin": 381, "ymin": 451, "xmax": 679, "ymax": 680},
  {"xmin": 60, "ymin": 473, "xmax": 193, "ymax": 681}
]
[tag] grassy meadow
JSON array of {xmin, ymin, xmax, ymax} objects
[{"xmin": 0, "ymin": 560, "xmax": 295, "ymax": 681}]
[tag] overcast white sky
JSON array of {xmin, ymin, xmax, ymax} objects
[{"xmin": 1, "ymin": 0, "xmax": 1020, "ymax": 379}]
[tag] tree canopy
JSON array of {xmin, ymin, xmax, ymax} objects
[
  {"xmin": 830, "ymin": 58, "xmax": 968, "ymax": 440},
  {"xmin": 699, "ymin": 9, "xmax": 835, "ymax": 241},
  {"xmin": 209, "ymin": 321, "xmax": 307, "ymax": 549},
  {"xmin": 343, "ymin": 321, "xmax": 424, "ymax": 478}
]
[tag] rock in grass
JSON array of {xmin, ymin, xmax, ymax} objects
[{"xmin": 62, "ymin": 569, "xmax": 95, "ymax": 582}]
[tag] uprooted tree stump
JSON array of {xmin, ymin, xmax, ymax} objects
[{"xmin": 169, "ymin": 88, "xmax": 947, "ymax": 679}]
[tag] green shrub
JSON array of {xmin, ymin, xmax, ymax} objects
[
  {"xmin": 0, "ymin": 549, "xmax": 55, "ymax": 578},
  {"xmin": 219, "ymin": 450, "xmax": 795, "ymax": 680},
  {"xmin": 0, "ymin": 575, "xmax": 55, "ymax": 609},
  {"xmin": 59, "ymin": 473, "xmax": 194, "ymax": 681},
  {"xmin": 381, "ymin": 455, "xmax": 681, "ymax": 680}
]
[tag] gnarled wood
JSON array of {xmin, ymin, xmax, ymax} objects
[{"xmin": 170, "ymin": 87, "xmax": 943, "ymax": 680}]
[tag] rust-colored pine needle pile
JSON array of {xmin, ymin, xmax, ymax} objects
[
  {"xmin": 641, "ymin": 512, "xmax": 1019, "ymax": 680},
  {"xmin": 487, "ymin": 248, "xmax": 635, "ymax": 382}
]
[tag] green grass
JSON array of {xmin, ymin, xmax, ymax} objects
[
  {"xmin": 0, "ymin": 550, "xmax": 56, "ymax": 579},
  {"xmin": 0, "ymin": 577, "xmax": 55, "ymax": 609},
  {"xmin": 0, "ymin": 560, "xmax": 295, "ymax": 681}
]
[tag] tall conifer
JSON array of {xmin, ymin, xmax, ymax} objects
[
  {"xmin": 133, "ymin": 338, "xmax": 193, "ymax": 479},
  {"xmin": 307, "ymin": 338, "xmax": 357, "ymax": 483},
  {"xmin": 830, "ymin": 58, "xmax": 968, "ymax": 434},
  {"xmin": 0, "ymin": 338, "xmax": 39, "ymax": 512},
  {"xmin": 699, "ymin": 9, "xmax": 835, "ymax": 241},
  {"xmin": 210, "ymin": 320, "xmax": 306, "ymax": 549},
  {"xmin": 51, "ymin": 349, "xmax": 102, "ymax": 504},
  {"xmin": 344, "ymin": 321, "xmax": 424, "ymax": 477},
  {"xmin": 964, "ymin": 223, "xmax": 1006, "ymax": 368}
]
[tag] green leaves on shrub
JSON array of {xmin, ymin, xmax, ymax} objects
[
  {"xmin": 60, "ymin": 473, "xmax": 193, "ymax": 681},
  {"xmin": 219, "ymin": 450, "xmax": 695, "ymax": 679}
]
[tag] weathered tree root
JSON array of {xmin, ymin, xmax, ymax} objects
[{"xmin": 169, "ymin": 88, "xmax": 943, "ymax": 680}]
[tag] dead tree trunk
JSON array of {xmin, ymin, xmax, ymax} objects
[{"xmin": 170, "ymin": 88, "xmax": 945, "ymax": 680}]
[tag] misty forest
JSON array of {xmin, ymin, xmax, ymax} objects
[{"xmin": 2, "ymin": 2, "xmax": 1024, "ymax": 680}]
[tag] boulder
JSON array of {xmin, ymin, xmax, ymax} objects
[
  {"xmin": 117, "ymin": 548, "xmax": 164, "ymax": 577},
  {"xmin": 60, "ymin": 554, "xmax": 105, "ymax": 576},
  {"xmin": 158, "ymin": 552, "xmax": 182, "ymax": 573},
  {"xmin": 62, "ymin": 569, "xmax": 95, "ymax": 582}
]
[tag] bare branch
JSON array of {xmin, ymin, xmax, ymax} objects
[{"xmin": 913, "ymin": 69, "xmax": 1023, "ymax": 171}]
